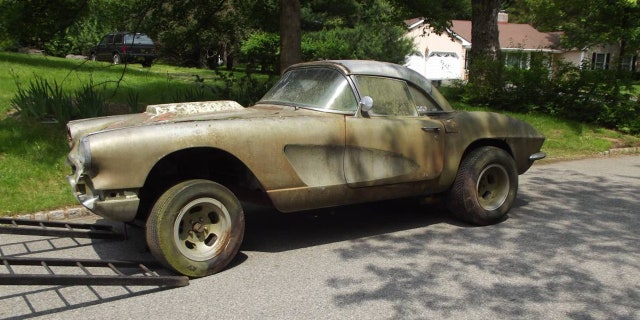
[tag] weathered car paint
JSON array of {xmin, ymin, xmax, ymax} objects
[
  {"xmin": 344, "ymin": 116, "xmax": 444, "ymax": 187},
  {"xmin": 67, "ymin": 60, "xmax": 545, "ymax": 222}
]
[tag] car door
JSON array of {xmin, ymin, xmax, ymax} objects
[
  {"xmin": 345, "ymin": 75, "xmax": 444, "ymax": 188},
  {"xmin": 111, "ymin": 33, "xmax": 123, "ymax": 55},
  {"xmin": 95, "ymin": 35, "xmax": 113, "ymax": 60}
]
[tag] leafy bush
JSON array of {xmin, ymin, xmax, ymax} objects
[
  {"xmin": 11, "ymin": 75, "xmax": 106, "ymax": 123},
  {"xmin": 240, "ymin": 32, "xmax": 281, "ymax": 73},
  {"xmin": 48, "ymin": 80, "xmax": 74, "ymax": 124},
  {"xmin": 75, "ymin": 81, "xmax": 106, "ymax": 119},
  {"xmin": 11, "ymin": 76, "xmax": 73, "ymax": 122},
  {"xmin": 192, "ymin": 70, "xmax": 276, "ymax": 106},
  {"xmin": 302, "ymin": 24, "xmax": 413, "ymax": 63},
  {"xmin": 11, "ymin": 76, "xmax": 50, "ymax": 120},
  {"xmin": 457, "ymin": 60, "xmax": 640, "ymax": 135}
]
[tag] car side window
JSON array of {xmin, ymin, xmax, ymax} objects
[
  {"xmin": 99, "ymin": 35, "xmax": 112, "ymax": 46},
  {"xmin": 114, "ymin": 34, "xmax": 123, "ymax": 44},
  {"xmin": 408, "ymin": 85, "xmax": 441, "ymax": 113},
  {"xmin": 354, "ymin": 76, "xmax": 417, "ymax": 116}
]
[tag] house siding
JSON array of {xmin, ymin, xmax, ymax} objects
[{"xmin": 404, "ymin": 26, "xmax": 467, "ymax": 81}]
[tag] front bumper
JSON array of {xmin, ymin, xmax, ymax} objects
[
  {"xmin": 529, "ymin": 152, "xmax": 547, "ymax": 161},
  {"xmin": 67, "ymin": 174, "xmax": 140, "ymax": 222}
]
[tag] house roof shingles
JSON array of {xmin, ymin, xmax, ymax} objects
[
  {"xmin": 450, "ymin": 20, "xmax": 560, "ymax": 51},
  {"xmin": 408, "ymin": 18, "xmax": 562, "ymax": 52}
]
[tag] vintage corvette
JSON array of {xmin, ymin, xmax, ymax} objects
[{"xmin": 66, "ymin": 60, "xmax": 546, "ymax": 277}]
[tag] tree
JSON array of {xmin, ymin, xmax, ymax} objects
[
  {"xmin": 280, "ymin": 0, "xmax": 301, "ymax": 72},
  {"xmin": 394, "ymin": 0, "xmax": 501, "ymax": 88},
  {"xmin": 0, "ymin": 0, "xmax": 89, "ymax": 50},
  {"xmin": 468, "ymin": 0, "xmax": 502, "ymax": 87},
  {"xmin": 241, "ymin": 0, "xmax": 417, "ymax": 72},
  {"xmin": 507, "ymin": 0, "xmax": 640, "ymax": 71},
  {"xmin": 391, "ymin": 0, "xmax": 471, "ymax": 33}
]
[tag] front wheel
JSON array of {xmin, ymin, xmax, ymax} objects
[
  {"xmin": 146, "ymin": 179, "xmax": 245, "ymax": 277},
  {"xmin": 446, "ymin": 146, "xmax": 518, "ymax": 225}
]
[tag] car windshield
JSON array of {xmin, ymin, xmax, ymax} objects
[
  {"xmin": 259, "ymin": 68, "xmax": 357, "ymax": 113},
  {"xmin": 124, "ymin": 34, "xmax": 154, "ymax": 45}
]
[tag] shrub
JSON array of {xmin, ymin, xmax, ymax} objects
[
  {"xmin": 240, "ymin": 32, "xmax": 280, "ymax": 74},
  {"xmin": 11, "ymin": 76, "xmax": 73, "ymax": 123},
  {"xmin": 203, "ymin": 70, "xmax": 276, "ymax": 106},
  {"xmin": 457, "ymin": 60, "xmax": 640, "ymax": 135},
  {"xmin": 75, "ymin": 81, "xmax": 106, "ymax": 119},
  {"xmin": 11, "ymin": 76, "xmax": 50, "ymax": 120},
  {"xmin": 11, "ymin": 75, "xmax": 106, "ymax": 123}
]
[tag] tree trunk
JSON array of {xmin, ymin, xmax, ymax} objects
[
  {"xmin": 468, "ymin": 0, "xmax": 502, "ymax": 86},
  {"xmin": 279, "ymin": 0, "xmax": 302, "ymax": 74}
]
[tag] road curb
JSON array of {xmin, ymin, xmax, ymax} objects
[
  {"xmin": 11, "ymin": 206, "xmax": 93, "ymax": 221},
  {"xmin": 601, "ymin": 146, "xmax": 640, "ymax": 156}
]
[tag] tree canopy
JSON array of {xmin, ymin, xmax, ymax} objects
[
  {"xmin": 0, "ymin": 0, "xmax": 422, "ymax": 70},
  {"xmin": 506, "ymin": 0, "xmax": 640, "ymax": 68},
  {"xmin": 2, "ymin": 0, "xmax": 640, "ymax": 75}
]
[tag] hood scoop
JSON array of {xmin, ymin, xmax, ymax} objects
[{"xmin": 146, "ymin": 100, "xmax": 244, "ymax": 116}]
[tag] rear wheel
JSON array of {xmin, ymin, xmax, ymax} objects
[
  {"xmin": 146, "ymin": 179, "xmax": 245, "ymax": 277},
  {"xmin": 446, "ymin": 146, "xmax": 518, "ymax": 225}
]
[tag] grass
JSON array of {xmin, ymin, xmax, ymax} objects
[
  {"xmin": 0, "ymin": 51, "xmax": 639, "ymax": 216},
  {"xmin": 0, "ymin": 51, "xmax": 254, "ymax": 115},
  {"xmin": 454, "ymin": 102, "xmax": 640, "ymax": 160},
  {"xmin": 0, "ymin": 51, "xmax": 263, "ymax": 216},
  {"xmin": 0, "ymin": 118, "xmax": 72, "ymax": 213}
]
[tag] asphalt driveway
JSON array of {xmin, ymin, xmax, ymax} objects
[{"xmin": 1, "ymin": 155, "xmax": 639, "ymax": 319}]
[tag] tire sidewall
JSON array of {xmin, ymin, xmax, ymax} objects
[
  {"xmin": 146, "ymin": 179, "xmax": 245, "ymax": 277},
  {"xmin": 448, "ymin": 147, "xmax": 518, "ymax": 225}
]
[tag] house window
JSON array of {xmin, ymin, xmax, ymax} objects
[
  {"xmin": 504, "ymin": 52, "xmax": 530, "ymax": 69},
  {"xmin": 620, "ymin": 55, "xmax": 636, "ymax": 71},
  {"xmin": 591, "ymin": 53, "xmax": 610, "ymax": 70}
]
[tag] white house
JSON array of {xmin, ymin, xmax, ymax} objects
[{"xmin": 404, "ymin": 12, "xmax": 638, "ymax": 82}]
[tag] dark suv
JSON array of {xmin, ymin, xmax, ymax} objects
[{"xmin": 90, "ymin": 32, "xmax": 157, "ymax": 67}]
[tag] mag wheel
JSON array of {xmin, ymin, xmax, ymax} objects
[
  {"xmin": 447, "ymin": 146, "xmax": 518, "ymax": 225},
  {"xmin": 146, "ymin": 179, "xmax": 245, "ymax": 277}
]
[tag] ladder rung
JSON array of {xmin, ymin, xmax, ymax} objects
[{"xmin": 0, "ymin": 257, "xmax": 189, "ymax": 287}]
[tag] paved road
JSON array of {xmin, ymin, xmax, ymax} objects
[{"xmin": 1, "ymin": 155, "xmax": 639, "ymax": 319}]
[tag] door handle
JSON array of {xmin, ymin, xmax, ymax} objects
[{"xmin": 421, "ymin": 126, "xmax": 440, "ymax": 133}]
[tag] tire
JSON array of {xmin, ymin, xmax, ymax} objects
[
  {"xmin": 112, "ymin": 53, "xmax": 121, "ymax": 64},
  {"xmin": 146, "ymin": 179, "xmax": 245, "ymax": 277},
  {"xmin": 142, "ymin": 59, "xmax": 152, "ymax": 68},
  {"xmin": 446, "ymin": 146, "xmax": 518, "ymax": 225}
]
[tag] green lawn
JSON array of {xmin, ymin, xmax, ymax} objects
[
  {"xmin": 0, "ymin": 51, "xmax": 257, "ymax": 215},
  {"xmin": 453, "ymin": 102, "xmax": 640, "ymax": 160},
  {"xmin": 0, "ymin": 51, "xmax": 639, "ymax": 216}
]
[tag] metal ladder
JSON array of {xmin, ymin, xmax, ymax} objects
[
  {"xmin": 0, "ymin": 257, "xmax": 188, "ymax": 287},
  {"xmin": 0, "ymin": 217, "xmax": 126, "ymax": 240},
  {"xmin": 0, "ymin": 217, "xmax": 189, "ymax": 287}
]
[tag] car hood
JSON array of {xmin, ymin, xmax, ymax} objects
[{"xmin": 66, "ymin": 100, "xmax": 325, "ymax": 147}]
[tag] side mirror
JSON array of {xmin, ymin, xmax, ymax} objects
[{"xmin": 359, "ymin": 96, "xmax": 374, "ymax": 113}]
